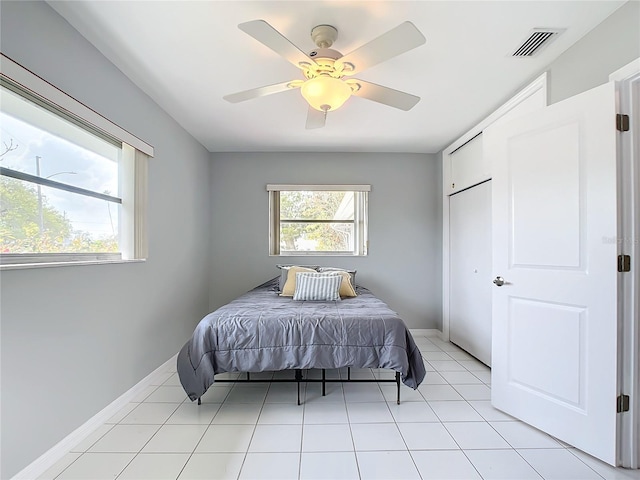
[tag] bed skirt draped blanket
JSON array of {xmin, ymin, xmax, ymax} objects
[{"xmin": 178, "ymin": 278, "xmax": 426, "ymax": 401}]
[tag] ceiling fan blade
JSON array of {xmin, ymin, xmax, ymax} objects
[
  {"xmin": 239, "ymin": 20, "xmax": 316, "ymax": 70},
  {"xmin": 223, "ymin": 81, "xmax": 300, "ymax": 103},
  {"xmin": 306, "ymin": 106, "xmax": 326, "ymax": 129},
  {"xmin": 335, "ymin": 22, "xmax": 426, "ymax": 76},
  {"xmin": 351, "ymin": 80, "xmax": 420, "ymax": 111}
]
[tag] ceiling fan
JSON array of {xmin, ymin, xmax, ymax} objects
[{"xmin": 223, "ymin": 20, "xmax": 426, "ymax": 129}]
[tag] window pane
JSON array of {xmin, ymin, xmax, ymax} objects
[
  {"xmin": 280, "ymin": 222, "xmax": 354, "ymax": 252},
  {"xmin": 0, "ymin": 85, "xmax": 119, "ymax": 195},
  {"xmin": 280, "ymin": 191, "xmax": 354, "ymax": 221},
  {"xmin": 0, "ymin": 176, "xmax": 119, "ymax": 254}
]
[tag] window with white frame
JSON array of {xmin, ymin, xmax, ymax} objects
[
  {"xmin": 268, "ymin": 184, "xmax": 369, "ymax": 256},
  {"xmin": 0, "ymin": 54, "xmax": 153, "ymax": 266}
]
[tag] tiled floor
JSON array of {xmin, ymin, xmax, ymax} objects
[{"xmin": 39, "ymin": 334, "xmax": 640, "ymax": 480}]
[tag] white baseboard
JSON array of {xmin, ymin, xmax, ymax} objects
[
  {"xmin": 12, "ymin": 354, "xmax": 178, "ymax": 480},
  {"xmin": 410, "ymin": 328, "xmax": 443, "ymax": 338}
]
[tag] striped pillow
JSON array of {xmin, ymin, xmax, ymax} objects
[{"xmin": 292, "ymin": 272, "xmax": 342, "ymax": 301}]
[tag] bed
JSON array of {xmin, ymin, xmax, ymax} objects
[{"xmin": 177, "ymin": 272, "xmax": 426, "ymax": 405}]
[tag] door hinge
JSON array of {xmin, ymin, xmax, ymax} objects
[
  {"xmin": 617, "ymin": 394, "xmax": 630, "ymax": 413},
  {"xmin": 616, "ymin": 114, "xmax": 630, "ymax": 132},
  {"xmin": 618, "ymin": 254, "xmax": 631, "ymax": 272}
]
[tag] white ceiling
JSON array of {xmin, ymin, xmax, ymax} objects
[{"xmin": 48, "ymin": 1, "xmax": 625, "ymax": 154}]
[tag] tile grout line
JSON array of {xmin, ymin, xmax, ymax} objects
[
  {"xmin": 443, "ymin": 359, "xmax": 601, "ymax": 480},
  {"xmin": 234, "ymin": 379, "xmax": 269, "ymax": 479},
  {"xmin": 435, "ymin": 406, "xmax": 489, "ymax": 480},
  {"xmin": 441, "ymin": 347, "xmax": 537, "ymax": 476},
  {"xmin": 564, "ymin": 448, "xmax": 608, "ymax": 479},
  {"xmin": 112, "ymin": 386, "xmax": 188, "ymax": 479},
  {"xmin": 118, "ymin": 374, "xmax": 213, "ymax": 479},
  {"xmin": 52, "ymin": 383, "xmax": 167, "ymax": 479},
  {"xmin": 174, "ymin": 398, "xmax": 225, "ymax": 480},
  {"xmin": 428, "ymin": 349, "xmax": 506, "ymax": 479},
  {"xmin": 459, "ymin": 358, "xmax": 607, "ymax": 480},
  {"xmin": 392, "ymin": 401, "xmax": 425, "ymax": 480},
  {"xmin": 52, "ymin": 383, "xmax": 168, "ymax": 479},
  {"xmin": 299, "ymin": 379, "xmax": 307, "ymax": 480},
  {"xmin": 343, "ymin": 374, "xmax": 363, "ymax": 480}
]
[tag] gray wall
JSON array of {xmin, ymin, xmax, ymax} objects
[
  {"xmin": 546, "ymin": 0, "xmax": 640, "ymax": 104},
  {"xmin": 0, "ymin": 2, "xmax": 212, "ymax": 478},
  {"xmin": 209, "ymin": 152, "xmax": 442, "ymax": 330}
]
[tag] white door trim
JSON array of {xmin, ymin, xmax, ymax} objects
[
  {"xmin": 609, "ymin": 57, "xmax": 640, "ymax": 469},
  {"xmin": 441, "ymin": 73, "xmax": 547, "ymax": 342}
]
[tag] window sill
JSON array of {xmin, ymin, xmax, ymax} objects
[
  {"xmin": 271, "ymin": 253, "xmax": 365, "ymax": 257},
  {"xmin": 273, "ymin": 250, "xmax": 367, "ymax": 257},
  {"xmin": 0, "ymin": 258, "xmax": 146, "ymax": 271}
]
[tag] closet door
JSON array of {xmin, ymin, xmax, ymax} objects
[{"xmin": 449, "ymin": 180, "xmax": 492, "ymax": 366}]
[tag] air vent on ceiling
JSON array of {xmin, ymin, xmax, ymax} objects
[{"xmin": 512, "ymin": 28, "xmax": 564, "ymax": 57}]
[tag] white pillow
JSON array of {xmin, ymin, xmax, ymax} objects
[{"xmin": 292, "ymin": 272, "xmax": 342, "ymax": 301}]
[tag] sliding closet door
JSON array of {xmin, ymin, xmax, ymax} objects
[{"xmin": 449, "ymin": 180, "xmax": 492, "ymax": 366}]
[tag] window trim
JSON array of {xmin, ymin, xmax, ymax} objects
[
  {"xmin": 0, "ymin": 54, "xmax": 153, "ymax": 268},
  {"xmin": 267, "ymin": 184, "xmax": 370, "ymax": 257},
  {"xmin": 267, "ymin": 184, "xmax": 371, "ymax": 192},
  {"xmin": 0, "ymin": 53, "xmax": 153, "ymax": 156}
]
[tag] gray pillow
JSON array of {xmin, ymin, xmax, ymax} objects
[
  {"xmin": 316, "ymin": 267, "xmax": 357, "ymax": 288},
  {"xmin": 276, "ymin": 264, "xmax": 320, "ymax": 292}
]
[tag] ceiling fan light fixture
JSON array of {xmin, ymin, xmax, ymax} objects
[
  {"xmin": 227, "ymin": 20, "xmax": 427, "ymax": 127},
  {"xmin": 300, "ymin": 76, "xmax": 352, "ymax": 111}
]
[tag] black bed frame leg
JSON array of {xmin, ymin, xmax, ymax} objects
[
  {"xmin": 322, "ymin": 369, "xmax": 326, "ymax": 396},
  {"xmin": 197, "ymin": 397, "xmax": 201, "ymax": 406},
  {"xmin": 396, "ymin": 372, "xmax": 401, "ymax": 405},
  {"xmin": 295, "ymin": 369, "xmax": 303, "ymax": 405}
]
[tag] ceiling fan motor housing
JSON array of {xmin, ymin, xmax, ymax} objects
[
  {"xmin": 308, "ymin": 48, "xmax": 343, "ymax": 61},
  {"xmin": 303, "ymin": 48, "xmax": 349, "ymax": 80}
]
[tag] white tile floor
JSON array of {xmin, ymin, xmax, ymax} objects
[{"xmin": 39, "ymin": 334, "xmax": 640, "ymax": 480}]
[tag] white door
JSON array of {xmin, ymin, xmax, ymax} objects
[
  {"xmin": 449, "ymin": 180, "xmax": 492, "ymax": 366},
  {"xmin": 486, "ymin": 81, "xmax": 619, "ymax": 465}
]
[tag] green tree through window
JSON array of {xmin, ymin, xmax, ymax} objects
[
  {"xmin": 0, "ymin": 176, "xmax": 118, "ymax": 253},
  {"xmin": 280, "ymin": 190, "xmax": 351, "ymax": 251}
]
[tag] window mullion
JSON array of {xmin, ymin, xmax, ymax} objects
[{"xmin": 0, "ymin": 167, "xmax": 122, "ymax": 204}]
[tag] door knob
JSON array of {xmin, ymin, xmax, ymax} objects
[{"xmin": 493, "ymin": 276, "xmax": 505, "ymax": 287}]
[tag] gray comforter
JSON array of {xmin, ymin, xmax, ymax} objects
[{"xmin": 177, "ymin": 278, "xmax": 426, "ymax": 401}]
